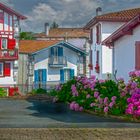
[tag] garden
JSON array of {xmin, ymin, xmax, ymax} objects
[{"xmin": 50, "ymin": 70, "xmax": 140, "ymax": 121}]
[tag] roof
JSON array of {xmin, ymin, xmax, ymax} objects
[
  {"xmin": 19, "ymin": 40, "xmax": 87, "ymax": 55},
  {"xmin": 84, "ymin": 7, "xmax": 140, "ymax": 30},
  {"xmin": 102, "ymin": 14, "xmax": 140, "ymax": 46},
  {"xmin": 0, "ymin": 2, "xmax": 26, "ymax": 20},
  {"xmin": 34, "ymin": 28, "xmax": 89, "ymax": 38},
  {"xmin": 19, "ymin": 40, "xmax": 60, "ymax": 54}
]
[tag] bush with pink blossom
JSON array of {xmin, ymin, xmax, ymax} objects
[{"xmin": 50, "ymin": 70, "xmax": 140, "ymax": 119}]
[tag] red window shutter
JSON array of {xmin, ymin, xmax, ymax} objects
[
  {"xmin": 0, "ymin": 12, "xmax": 3, "ymax": 23},
  {"xmin": 4, "ymin": 63, "xmax": 11, "ymax": 76},
  {"xmin": 0, "ymin": 38, "xmax": 1, "ymax": 49},
  {"xmin": 8, "ymin": 39, "xmax": 16, "ymax": 50},
  {"xmin": 96, "ymin": 50, "xmax": 99, "ymax": 64},
  {"xmin": 90, "ymin": 29, "xmax": 93, "ymax": 44},
  {"xmin": 96, "ymin": 25, "xmax": 99, "ymax": 44},
  {"xmin": 135, "ymin": 42, "xmax": 140, "ymax": 70},
  {"xmin": 96, "ymin": 24, "xmax": 101, "ymax": 44}
]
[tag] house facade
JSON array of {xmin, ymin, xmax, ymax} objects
[
  {"xmin": 102, "ymin": 14, "xmax": 140, "ymax": 81},
  {"xmin": 0, "ymin": 2, "xmax": 26, "ymax": 96},
  {"xmin": 34, "ymin": 27, "xmax": 90, "ymax": 77},
  {"xmin": 84, "ymin": 8, "xmax": 140, "ymax": 80},
  {"xmin": 19, "ymin": 40, "xmax": 86, "ymax": 93}
]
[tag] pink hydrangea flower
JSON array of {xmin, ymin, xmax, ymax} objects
[
  {"xmin": 104, "ymin": 107, "xmax": 109, "ymax": 113},
  {"xmin": 86, "ymin": 94, "xmax": 91, "ymax": 99},
  {"xmin": 94, "ymin": 91, "xmax": 99, "ymax": 98},
  {"xmin": 79, "ymin": 106, "xmax": 84, "ymax": 112}
]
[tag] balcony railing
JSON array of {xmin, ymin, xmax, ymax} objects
[
  {"xmin": 0, "ymin": 49, "xmax": 18, "ymax": 60},
  {"xmin": 48, "ymin": 56, "xmax": 67, "ymax": 67}
]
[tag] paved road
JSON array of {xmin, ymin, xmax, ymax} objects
[{"xmin": 0, "ymin": 99, "xmax": 140, "ymax": 128}]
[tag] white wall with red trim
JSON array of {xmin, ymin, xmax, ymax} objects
[
  {"xmin": 90, "ymin": 21, "xmax": 125, "ymax": 79},
  {"xmin": 112, "ymin": 25, "xmax": 140, "ymax": 81}
]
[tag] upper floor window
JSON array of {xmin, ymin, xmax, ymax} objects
[
  {"xmin": 0, "ymin": 10, "xmax": 3, "ymax": 24},
  {"xmin": 0, "ymin": 63, "xmax": 3, "ymax": 76},
  {"xmin": 96, "ymin": 23, "xmax": 101, "ymax": 44},
  {"xmin": 4, "ymin": 12, "xmax": 8, "ymax": 31},
  {"xmin": 50, "ymin": 46, "xmax": 63, "ymax": 57},
  {"xmin": 1, "ymin": 38, "xmax": 7, "ymax": 49}
]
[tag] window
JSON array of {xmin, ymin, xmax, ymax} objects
[
  {"xmin": 0, "ymin": 63, "xmax": 3, "ymax": 76},
  {"xmin": 9, "ymin": 15, "xmax": 13, "ymax": 31},
  {"xmin": 0, "ymin": 10, "xmax": 3, "ymax": 24},
  {"xmin": 96, "ymin": 23, "xmax": 101, "ymax": 44},
  {"xmin": 1, "ymin": 38, "xmax": 7, "ymax": 49},
  {"xmin": 4, "ymin": 12, "xmax": 8, "ymax": 30}
]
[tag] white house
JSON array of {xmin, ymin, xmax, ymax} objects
[
  {"xmin": 102, "ymin": 14, "xmax": 140, "ymax": 81},
  {"xmin": 19, "ymin": 40, "xmax": 87, "ymax": 93},
  {"xmin": 34, "ymin": 27, "xmax": 91, "ymax": 77},
  {"xmin": 84, "ymin": 7, "xmax": 140, "ymax": 80},
  {"xmin": 0, "ymin": 2, "xmax": 26, "ymax": 96}
]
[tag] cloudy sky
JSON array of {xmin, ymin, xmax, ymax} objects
[{"xmin": 1, "ymin": 0, "xmax": 140, "ymax": 32}]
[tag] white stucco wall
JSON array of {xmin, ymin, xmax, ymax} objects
[
  {"xmin": 91, "ymin": 21, "xmax": 125, "ymax": 79},
  {"xmin": 0, "ymin": 61, "xmax": 16, "ymax": 85},
  {"xmin": 34, "ymin": 46, "xmax": 81, "ymax": 82},
  {"xmin": 114, "ymin": 25, "xmax": 140, "ymax": 81}
]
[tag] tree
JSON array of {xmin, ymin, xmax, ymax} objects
[
  {"xmin": 50, "ymin": 21, "xmax": 59, "ymax": 29},
  {"xmin": 20, "ymin": 32, "xmax": 35, "ymax": 40}
]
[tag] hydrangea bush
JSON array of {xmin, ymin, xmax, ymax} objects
[{"xmin": 51, "ymin": 70, "xmax": 140, "ymax": 119}]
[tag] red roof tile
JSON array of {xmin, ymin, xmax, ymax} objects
[
  {"xmin": 34, "ymin": 28, "xmax": 89, "ymax": 38},
  {"xmin": 19, "ymin": 40, "xmax": 60, "ymax": 54},
  {"xmin": 84, "ymin": 7, "xmax": 140, "ymax": 29}
]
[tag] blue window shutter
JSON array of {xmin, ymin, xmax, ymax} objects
[
  {"xmin": 50, "ymin": 47, "xmax": 54, "ymax": 56},
  {"xmin": 70, "ymin": 69, "xmax": 74, "ymax": 79},
  {"xmin": 42, "ymin": 69, "xmax": 47, "ymax": 89},
  {"xmin": 58, "ymin": 47, "xmax": 63, "ymax": 56},
  {"xmin": 34, "ymin": 70, "xmax": 39, "ymax": 89},
  {"xmin": 60, "ymin": 69, "xmax": 64, "ymax": 83}
]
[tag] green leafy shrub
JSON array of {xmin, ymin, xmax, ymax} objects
[
  {"xmin": 0, "ymin": 88, "xmax": 7, "ymax": 97},
  {"xmin": 31, "ymin": 88, "xmax": 47, "ymax": 94}
]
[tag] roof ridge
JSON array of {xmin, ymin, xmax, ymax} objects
[{"xmin": 97, "ymin": 7, "xmax": 140, "ymax": 17}]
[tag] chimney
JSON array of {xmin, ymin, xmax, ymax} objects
[
  {"xmin": 44, "ymin": 22, "xmax": 49, "ymax": 36},
  {"xmin": 96, "ymin": 7, "xmax": 102, "ymax": 16}
]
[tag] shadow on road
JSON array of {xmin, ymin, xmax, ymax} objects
[{"xmin": 26, "ymin": 98, "xmax": 126, "ymax": 123}]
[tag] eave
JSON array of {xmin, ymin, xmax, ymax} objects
[{"xmin": 102, "ymin": 14, "xmax": 140, "ymax": 46}]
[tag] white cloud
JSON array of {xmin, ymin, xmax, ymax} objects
[{"xmin": 22, "ymin": 0, "xmax": 100, "ymax": 32}]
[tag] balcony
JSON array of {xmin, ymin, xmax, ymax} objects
[
  {"xmin": 0, "ymin": 49, "xmax": 18, "ymax": 60},
  {"xmin": 48, "ymin": 56, "xmax": 67, "ymax": 67}
]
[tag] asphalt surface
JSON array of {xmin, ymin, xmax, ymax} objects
[{"xmin": 0, "ymin": 99, "xmax": 140, "ymax": 128}]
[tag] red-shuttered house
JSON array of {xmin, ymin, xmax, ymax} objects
[
  {"xmin": 84, "ymin": 7, "xmax": 140, "ymax": 80},
  {"xmin": 0, "ymin": 2, "xmax": 26, "ymax": 96},
  {"xmin": 102, "ymin": 14, "xmax": 140, "ymax": 81}
]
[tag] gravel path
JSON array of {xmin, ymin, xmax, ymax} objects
[{"xmin": 0, "ymin": 128, "xmax": 140, "ymax": 140}]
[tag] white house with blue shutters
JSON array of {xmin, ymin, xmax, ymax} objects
[{"xmin": 19, "ymin": 40, "xmax": 87, "ymax": 93}]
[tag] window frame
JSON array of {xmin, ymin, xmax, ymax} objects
[
  {"xmin": 1, "ymin": 38, "xmax": 7, "ymax": 49},
  {"xmin": 0, "ymin": 62, "xmax": 4, "ymax": 76}
]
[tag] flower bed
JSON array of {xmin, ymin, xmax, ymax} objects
[{"xmin": 50, "ymin": 70, "xmax": 140, "ymax": 120}]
